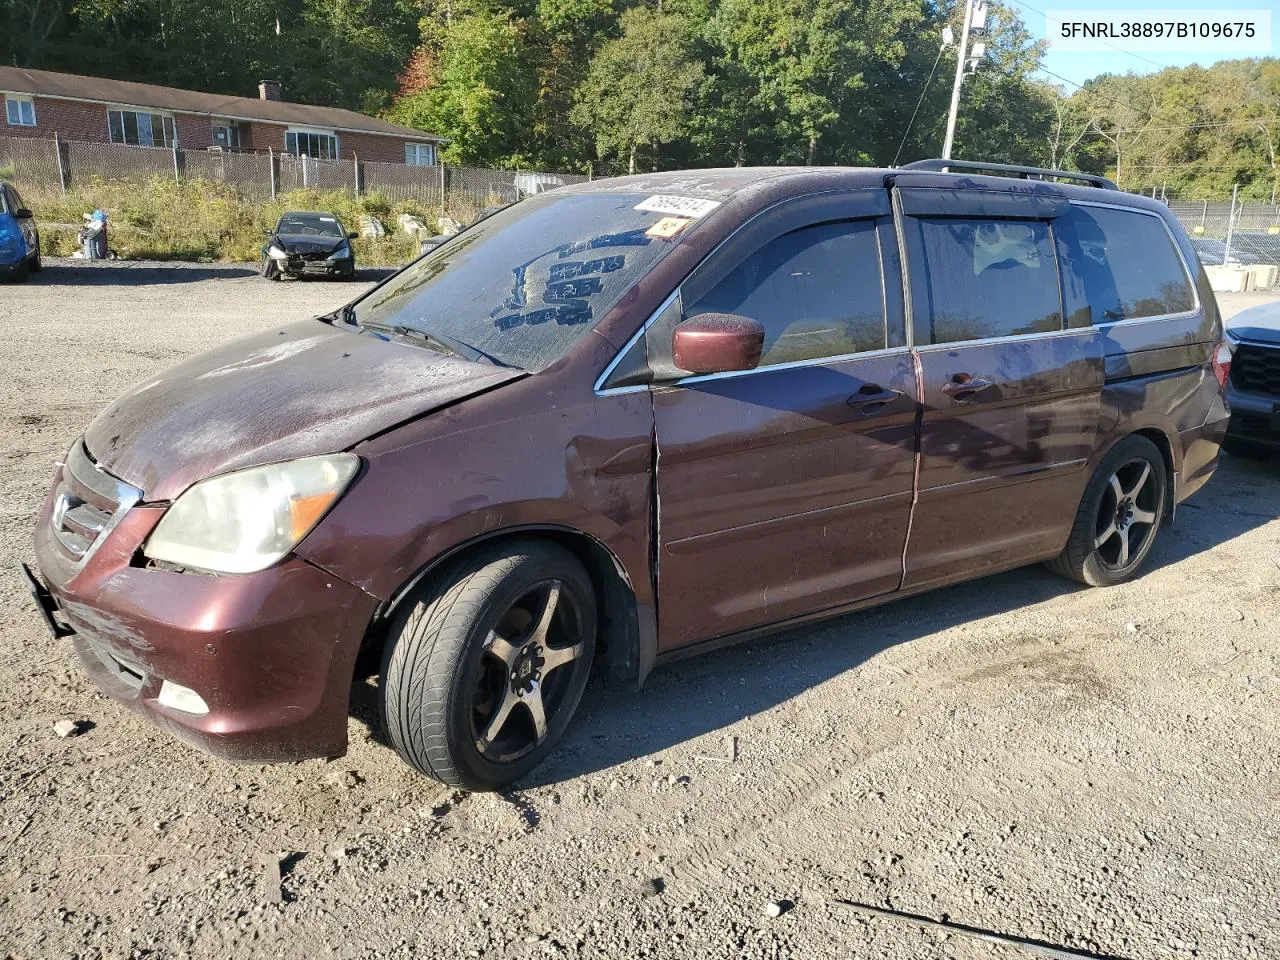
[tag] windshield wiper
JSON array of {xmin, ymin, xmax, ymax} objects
[{"xmin": 358, "ymin": 320, "xmax": 512, "ymax": 368}]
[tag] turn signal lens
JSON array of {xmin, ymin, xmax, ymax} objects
[{"xmin": 1211, "ymin": 340, "xmax": 1233, "ymax": 389}]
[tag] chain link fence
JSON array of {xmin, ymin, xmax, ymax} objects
[
  {"xmin": 0, "ymin": 134, "xmax": 588, "ymax": 215},
  {"xmin": 1168, "ymin": 200, "xmax": 1280, "ymax": 278}
]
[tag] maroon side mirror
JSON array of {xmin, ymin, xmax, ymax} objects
[{"xmin": 671, "ymin": 313, "xmax": 765, "ymax": 375}]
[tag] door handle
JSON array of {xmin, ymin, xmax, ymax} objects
[
  {"xmin": 846, "ymin": 385, "xmax": 903, "ymax": 413},
  {"xmin": 940, "ymin": 375, "xmax": 995, "ymax": 402}
]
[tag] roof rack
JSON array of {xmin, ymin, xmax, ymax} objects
[{"xmin": 901, "ymin": 159, "xmax": 1118, "ymax": 191}]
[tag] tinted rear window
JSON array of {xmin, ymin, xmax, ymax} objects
[
  {"xmin": 350, "ymin": 193, "xmax": 692, "ymax": 371},
  {"xmin": 1056, "ymin": 206, "xmax": 1194, "ymax": 325},
  {"xmin": 912, "ymin": 218, "xmax": 1062, "ymax": 345}
]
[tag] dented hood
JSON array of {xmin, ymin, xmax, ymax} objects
[{"xmin": 84, "ymin": 321, "xmax": 523, "ymax": 501}]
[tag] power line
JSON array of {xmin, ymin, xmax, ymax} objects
[{"xmin": 892, "ymin": 43, "xmax": 947, "ymax": 166}]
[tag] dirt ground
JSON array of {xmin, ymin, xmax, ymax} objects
[{"xmin": 1, "ymin": 263, "xmax": 1278, "ymax": 960}]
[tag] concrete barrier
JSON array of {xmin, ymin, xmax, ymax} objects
[
  {"xmin": 1246, "ymin": 264, "xmax": 1278, "ymax": 290},
  {"xmin": 1205, "ymin": 265, "xmax": 1253, "ymax": 293}
]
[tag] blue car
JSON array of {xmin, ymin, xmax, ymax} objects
[{"xmin": 0, "ymin": 181, "xmax": 41, "ymax": 281}]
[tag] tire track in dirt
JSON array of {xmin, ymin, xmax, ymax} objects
[{"xmin": 661, "ymin": 714, "xmax": 911, "ymax": 893}]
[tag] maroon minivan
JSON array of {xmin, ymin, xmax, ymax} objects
[{"xmin": 25, "ymin": 161, "xmax": 1231, "ymax": 790}]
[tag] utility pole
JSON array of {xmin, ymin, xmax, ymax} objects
[
  {"xmin": 1225, "ymin": 182, "xmax": 1240, "ymax": 264},
  {"xmin": 942, "ymin": 0, "xmax": 987, "ymax": 160}
]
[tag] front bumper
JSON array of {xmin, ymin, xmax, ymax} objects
[
  {"xmin": 1224, "ymin": 386, "xmax": 1280, "ymax": 449},
  {"xmin": 280, "ymin": 256, "xmax": 353, "ymax": 277},
  {"xmin": 30, "ymin": 457, "xmax": 378, "ymax": 763}
]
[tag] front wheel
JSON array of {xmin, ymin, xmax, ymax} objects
[
  {"xmin": 28, "ymin": 235, "xmax": 41, "ymax": 272},
  {"xmin": 380, "ymin": 540, "xmax": 596, "ymax": 790},
  {"xmin": 260, "ymin": 258, "xmax": 281, "ymax": 280},
  {"xmin": 1046, "ymin": 435, "xmax": 1168, "ymax": 586}
]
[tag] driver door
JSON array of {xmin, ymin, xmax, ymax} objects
[{"xmin": 647, "ymin": 191, "xmax": 919, "ymax": 650}]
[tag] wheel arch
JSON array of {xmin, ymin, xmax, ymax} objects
[
  {"xmin": 359, "ymin": 524, "xmax": 654, "ymax": 688},
  {"xmin": 1130, "ymin": 426, "xmax": 1176, "ymax": 518}
]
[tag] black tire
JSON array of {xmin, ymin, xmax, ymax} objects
[
  {"xmin": 380, "ymin": 540, "xmax": 596, "ymax": 791},
  {"xmin": 260, "ymin": 258, "xmax": 281, "ymax": 280},
  {"xmin": 28, "ymin": 235, "xmax": 41, "ymax": 272},
  {"xmin": 1046, "ymin": 435, "xmax": 1168, "ymax": 586},
  {"xmin": 10, "ymin": 254, "xmax": 29, "ymax": 283}
]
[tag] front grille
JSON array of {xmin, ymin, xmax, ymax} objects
[
  {"xmin": 1231, "ymin": 345, "xmax": 1280, "ymax": 397},
  {"xmin": 51, "ymin": 440, "xmax": 142, "ymax": 564}
]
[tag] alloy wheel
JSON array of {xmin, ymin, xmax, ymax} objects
[
  {"xmin": 1093, "ymin": 457, "xmax": 1160, "ymax": 570},
  {"xmin": 470, "ymin": 580, "xmax": 586, "ymax": 764}
]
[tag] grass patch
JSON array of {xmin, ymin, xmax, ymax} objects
[{"xmin": 19, "ymin": 177, "xmax": 452, "ymax": 265}]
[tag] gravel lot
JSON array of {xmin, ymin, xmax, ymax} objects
[{"xmin": 2, "ymin": 263, "xmax": 1278, "ymax": 960}]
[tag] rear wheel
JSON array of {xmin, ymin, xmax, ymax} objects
[
  {"xmin": 1046, "ymin": 435, "xmax": 1168, "ymax": 586},
  {"xmin": 380, "ymin": 540, "xmax": 596, "ymax": 790}
]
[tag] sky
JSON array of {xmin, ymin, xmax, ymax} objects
[{"xmin": 1011, "ymin": 0, "xmax": 1279, "ymax": 87}]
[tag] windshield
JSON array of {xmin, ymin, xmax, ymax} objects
[
  {"xmin": 277, "ymin": 213, "xmax": 344, "ymax": 237},
  {"xmin": 349, "ymin": 192, "xmax": 700, "ymax": 371}
]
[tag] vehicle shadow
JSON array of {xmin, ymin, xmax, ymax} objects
[
  {"xmin": 27, "ymin": 262, "xmax": 258, "ymax": 284},
  {"xmin": 528, "ymin": 454, "xmax": 1278, "ymax": 786},
  {"xmin": 26, "ymin": 261, "xmax": 398, "ymax": 285},
  {"xmin": 345, "ymin": 456, "xmax": 1277, "ymax": 786}
]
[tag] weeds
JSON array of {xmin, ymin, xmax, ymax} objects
[{"xmin": 20, "ymin": 177, "xmax": 445, "ymax": 265}]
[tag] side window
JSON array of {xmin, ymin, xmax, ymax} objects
[
  {"xmin": 912, "ymin": 218, "xmax": 1062, "ymax": 345},
  {"xmin": 1056, "ymin": 205, "xmax": 1195, "ymax": 325},
  {"xmin": 685, "ymin": 219, "xmax": 886, "ymax": 365}
]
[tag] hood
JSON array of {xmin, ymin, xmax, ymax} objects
[
  {"xmin": 1226, "ymin": 303, "xmax": 1280, "ymax": 346},
  {"xmin": 274, "ymin": 233, "xmax": 346, "ymax": 255},
  {"xmin": 84, "ymin": 321, "xmax": 524, "ymax": 501}
]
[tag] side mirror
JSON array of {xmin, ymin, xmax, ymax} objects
[
  {"xmin": 263, "ymin": 228, "xmax": 274, "ymax": 236},
  {"xmin": 14, "ymin": 208, "xmax": 33, "ymax": 220},
  {"xmin": 346, "ymin": 231, "xmax": 358, "ymax": 240},
  {"xmin": 671, "ymin": 313, "xmax": 765, "ymax": 375}
]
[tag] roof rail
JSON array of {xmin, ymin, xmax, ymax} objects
[{"xmin": 901, "ymin": 159, "xmax": 1118, "ymax": 191}]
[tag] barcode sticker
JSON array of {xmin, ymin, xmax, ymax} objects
[{"xmin": 634, "ymin": 195, "xmax": 721, "ymax": 218}]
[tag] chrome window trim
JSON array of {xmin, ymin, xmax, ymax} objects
[
  {"xmin": 913, "ymin": 324, "xmax": 1095, "ymax": 354},
  {"xmin": 592, "ymin": 289, "xmax": 679, "ymax": 397},
  {"xmin": 1066, "ymin": 198, "xmax": 1203, "ymax": 319},
  {"xmin": 670, "ymin": 345, "xmax": 911, "ymax": 387}
]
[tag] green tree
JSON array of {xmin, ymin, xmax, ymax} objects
[
  {"xmin": 387, "ymin": 9, "xmax": 537, "ymax": 166},
  {"xmin": 570, "ymin": 6, "xmax": 703, "ymax": 174}
]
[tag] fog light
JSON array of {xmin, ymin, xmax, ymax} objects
[{"xmin": 157, "ymin": 680, "xmax": 209, "ymax": 715}]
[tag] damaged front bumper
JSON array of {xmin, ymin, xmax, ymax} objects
[{"xmin": 27, "ymin": 445, "xmax": 378, "ymax": 763}]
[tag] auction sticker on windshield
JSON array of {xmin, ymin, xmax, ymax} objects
[
  {"xmin": 645, "ymin": 216, "xmax": 693, "ymax": 239},
  {"xmin": 634, "ymin": 196, "xmax": 721, "ymax": 218}
]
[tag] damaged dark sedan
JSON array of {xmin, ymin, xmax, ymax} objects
[{"xmin": 261, "ymin": 211, "xmax": 357, "ymax": 280}]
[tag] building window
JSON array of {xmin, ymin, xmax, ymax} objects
[
  {"xmin": 108, "ymin": 108, "xmax": 177, "ymax": 148},
  {"xmin": 5, "ymin": 95, "xmax": 36, "ymax": 127},
  {"xmin": 285, "ymin": 128, "xmax": 338, "ymax": 160},
  {"xmin": 211, "ymin": 121, "xmax": 241, "ymax": 150},
  {"xmin": 404, "ymin": 142, "xmax": 437, "ymax": 166}
]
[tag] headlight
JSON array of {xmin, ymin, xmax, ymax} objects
[
  {"xmin": 330, "ymin": 243, "xmax": 352, "ymax": 260},
  {"xmin": 143, "ymin": 455, "xmax": 359, "ymax": 574},
  {"xmin": 267, "ymin": 244, "xmax": 288, "ymax": 260}
]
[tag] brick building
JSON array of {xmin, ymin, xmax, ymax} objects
[{"xmin": 0, "ymin": 66, "xmax": 444, "ymax": 165}]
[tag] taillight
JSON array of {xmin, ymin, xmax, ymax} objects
[{"xmin": 1211, "ymin": 340, "xmax": 1233, "ymax": 389}]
